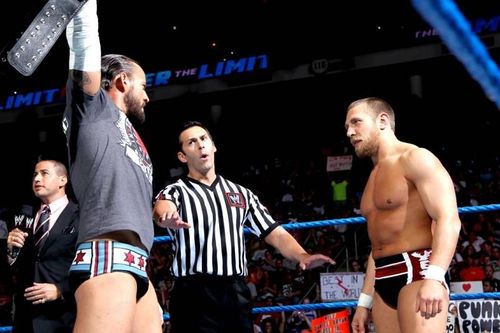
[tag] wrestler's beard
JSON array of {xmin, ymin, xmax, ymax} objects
[
  {"xmin": 355, "ymin": 136, "xmax": 378, "ymax": 159},
  {"xmin": 124, "ymin": 90, "xmax": 145, "ymax": 124}
]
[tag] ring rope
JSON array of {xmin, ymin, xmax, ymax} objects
[
  {"xmin": 154, "ymin": 204, "xmax": 500, "ymax": 244},
  {"xmin": 0, "ymin": 204, "xmax": 498, "ymax": 331},
  {"xmin": 411, "ymin": 0, "xmax": 500, "ymax": 109},
  {"xmin": 252, "ymin": 292, "xmax": 500, "ymax": 314}
]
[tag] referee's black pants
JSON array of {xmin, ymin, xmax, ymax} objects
[{"xmin": 169, "ymin": 275, "xmax": 253, "ymax": 333}]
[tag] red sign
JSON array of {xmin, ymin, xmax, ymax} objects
[{"xmin": 311, "ymin": 309, "xmax": 351, "ymax": 333}]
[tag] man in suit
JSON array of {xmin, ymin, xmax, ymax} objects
[{"xmin": 7, "ymin": 159, "xmax": 79, "ymax": 333}]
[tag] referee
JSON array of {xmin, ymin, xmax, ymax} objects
[{"xmin": 154, "ymin": 121, "xmax": 335, "ymax": 333}]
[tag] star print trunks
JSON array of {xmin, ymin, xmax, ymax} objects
[{"xmin": 69, "ymin": 240, "xmax": 149, "ymax": 300}]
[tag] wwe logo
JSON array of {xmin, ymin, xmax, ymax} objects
[
  {"xmin": 310, "ymin": 59, "xmax": 328, "ymax": 75},
  {"xmin": 14, "ymin": 215, "xmax": 24, "ymax": 227},
  {"xmin": 228, "ymin": 194, "xmax": 241, "ymax": 205},
  {"xmin": 14, "ymin": 215, "xmax": 34, "ymax": 228},
  {"xmin": 224, "ymin": 192, "xmax": 245, "ymax": 208},
  {"xmin": 25, "ymin": 217, "xmax": 34, "ymax": 229}
]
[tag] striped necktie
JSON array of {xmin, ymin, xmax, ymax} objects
[{"xmin": 34, "ymin": 205, "xmax": 50, "ymax": 250}]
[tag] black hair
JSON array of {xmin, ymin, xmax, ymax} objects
[
  {"xmin": 101, "ymin": 54, "xmax": 140, "ymax": 91},
  {"xmin": 178, "ymin": 120, "xmax": 214, "ymax": 150}
]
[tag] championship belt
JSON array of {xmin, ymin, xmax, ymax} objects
[{"xmin": 7, "ymin": 0, "xmax": 88, "ymax": 76}]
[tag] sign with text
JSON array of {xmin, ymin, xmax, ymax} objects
[
  {"xmin": 320, "ymin": 272, "xmax": 364, "ymax": 301},
  {"xmin": 456, "ymin": 300, "xmax": 500, "ymax": 333},
  {"xmin": 326, "ymin": 155, "xmax": 353, "ymax": 172},
  {"xmin": 311, "ymin": 309, "xmax": 351, "ymax": 333},
  {"xmin": 447, "ymin": 301, "xmax": 458, "ymax": 333}
]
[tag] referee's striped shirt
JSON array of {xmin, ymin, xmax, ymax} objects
[{"xmin": 156, "ymin": 175, "xmax": 279, "ymax": 278}]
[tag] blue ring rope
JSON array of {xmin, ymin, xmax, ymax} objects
[
  {"xmin": 154, "ymin": 204, "xmax": 500, "ymax": 243},
  {"xmin": 3, "ymin": 2, "xmax": 500, "ymax": 328},
  {"xmin": 1, "ymin": 203, "xmax": 499, "ymax": 331},
  {"xmin": 411, "ymin": 0, "xmax": 500, "ymax": 109}
]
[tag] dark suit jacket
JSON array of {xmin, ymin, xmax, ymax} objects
[{"xmin": 12, "ymin": 201, "xmax": 79, "ymax": 333}]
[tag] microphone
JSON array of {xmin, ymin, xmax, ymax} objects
[
  {"xmin": 10, "ymin": 244, "xmax": 21, "ymax": 259},
  {"xmin": 10, "ymin": 204, "xmax": 34, "ymax": 259}
]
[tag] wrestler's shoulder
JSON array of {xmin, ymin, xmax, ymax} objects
[{"xmin": 400, "ymin": 145, "xmax": 435, "ymax": 162}]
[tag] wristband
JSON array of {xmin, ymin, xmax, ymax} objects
[
  {"xmin": 66, "ymin": 0, "xmax": 101, "ymax": 71},
  {"xmin": 357, "ymin": 292, "xmax": 373, "ymax": 309},
  {"xmin": 423, "ymin": 264, "xmax": 446, "ymax": 282}
]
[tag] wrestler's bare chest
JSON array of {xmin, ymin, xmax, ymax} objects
[{"xmin": 360, "ymin": 160, "xmax": 415, "ymax": 249}]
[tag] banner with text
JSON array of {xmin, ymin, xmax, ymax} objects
[
  {"xmin": 326, "ymin": 155, "xmax": 353, "ymax": 172},
  {"xmin": 320, "ymin": 272, "xmax": 364, "ymax": 301},
  {"xmin": 456, "ymin": 300, "xmax": 500, "ymax": 333},
  {"xmin": 311, "ymin": 309, "xmax": 351, "ymax": 333}
]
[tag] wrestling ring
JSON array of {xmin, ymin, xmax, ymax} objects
[
  {"xmin": 0, "ymin": 204, "xmax": 499, "ymax": 332},
  {"xmin": 1, "ymin": 0, "xmax": 500, "ymax": 331}
]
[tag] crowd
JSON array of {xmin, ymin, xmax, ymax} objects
[
  {"xmin": 0, "ymin": 149, "xmax": 498, "ymax": 332},
  {"xmin": 148, "ymin": 149, "xmax": 498, "ymax": 332}
]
